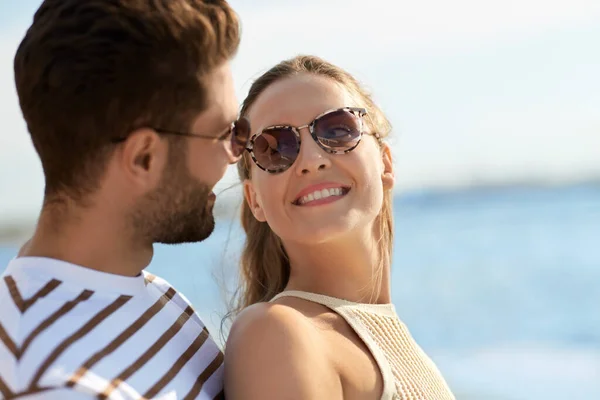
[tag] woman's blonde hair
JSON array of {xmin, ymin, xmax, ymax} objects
[{"xmin": 231, "ymin": 55, "xmax": 394, "ymax": 315}]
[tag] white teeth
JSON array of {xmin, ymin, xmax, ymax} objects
[{"xmin": 298, "ymin": 187, "xmax": 345, "ymax": 205}]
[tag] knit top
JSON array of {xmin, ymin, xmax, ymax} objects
[{"xmin": 271, "ymin": 291, "xmax": 455, "ymax": 400}]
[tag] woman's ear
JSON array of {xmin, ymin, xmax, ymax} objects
[
  {"xmin": 243, "ymin": 179, "xmax": 266, "ymax": 222},
  {"xmin": 380, "ymin": 143, "xmax": 395, "ymax": 190}
]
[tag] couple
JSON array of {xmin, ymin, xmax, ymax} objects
[{"xmin": 0, "ymin": 1, "xmax": 455, "ymax": 399}]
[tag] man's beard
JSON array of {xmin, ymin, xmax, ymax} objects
[{"xmin": 132, "ymin": 150, "xmax": 216, "ymax": 245}]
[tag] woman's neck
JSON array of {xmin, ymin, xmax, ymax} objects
[{"xmin": 283, "ymin": 230, "xmax": 391, "ymax": 304}]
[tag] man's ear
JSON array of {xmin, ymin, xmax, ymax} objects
[
  {"xmin": 380, "ymin": 143, "xmax": 394, "ymax": 190},
  {"xmin": 117, "ymin": 128, "xmax": 168, "ymax": 188},
  {"xmin": 243, "ymin": 179, "xmax": 266, "ymax": 222}
]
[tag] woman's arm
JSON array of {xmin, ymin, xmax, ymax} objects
[{"xmin": 224, "ymin": 303, "xmax": 339, "ymax": 400}]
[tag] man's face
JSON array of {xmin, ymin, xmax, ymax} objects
[{"xmin": 133, "ymin": 63, "xmax": 239, "ymax": 244}]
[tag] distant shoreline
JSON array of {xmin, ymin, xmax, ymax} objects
[{"xmin": 1, "ymin": 178, "xmax": 598, "ymax": 245}]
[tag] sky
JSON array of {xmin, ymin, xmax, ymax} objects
[{"xmin": 1, "ymin": 0, "xmax": 599, "ymax": 224}]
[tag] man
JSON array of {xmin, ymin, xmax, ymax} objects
[{"xmin": 0, "ymin": 0, "xmax": 247, "ymax": 398}]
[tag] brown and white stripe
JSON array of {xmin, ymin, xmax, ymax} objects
[
  {"xmin": 3, "ymin": 277, "xmax": 62, "ymax": 313},
  {"xmin": 0, "ymin": 271, "xmax": 224, "ymax": 399}
]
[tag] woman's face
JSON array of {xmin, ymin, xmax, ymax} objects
[{"xmin": 244, "ymin": 74, "xmax": 394, "ymax": 246}]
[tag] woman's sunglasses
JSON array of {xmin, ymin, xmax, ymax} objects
[{"xmin": 242, "ymin": 107, "xmax": 376, "ymax": 174}]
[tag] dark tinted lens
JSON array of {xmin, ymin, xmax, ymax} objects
[
  {"xmin": 252, "ymin": 127, "xmax": 299, "ymax": 172},
  {"xmin": 231, "ymin": 117, "xmax": 250, "ymax": 157},
  {"xmin": 313, "ymin": 109, "xmax": 362, "ymax": 150}
]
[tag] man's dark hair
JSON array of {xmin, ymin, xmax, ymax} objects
[{"xmin": 14, "ymin": 0, "xmax": 240, "ymax": 201}]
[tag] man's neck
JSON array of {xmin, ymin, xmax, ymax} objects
[{"xmin": 20, "ymin": 206, "xmax": 152, "ymax": 277}]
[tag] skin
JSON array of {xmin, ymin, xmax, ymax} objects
[
  {"xmin": 19, "ymin": 63, "xmax": 240, "ymax": 277},
  {"xmin": 225, "ymin": 74, "xmax": 395, "ymax": 400}
]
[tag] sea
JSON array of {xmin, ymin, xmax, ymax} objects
[{"xmin": 1, "ymin": 183, "xmax": 599, "ymax": 400}]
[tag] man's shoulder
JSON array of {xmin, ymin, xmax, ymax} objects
[
  {"xmin": 0, "ymin": 269, "xmax": 224, "ymax": 399},
  {"xmin": 142, "ymin": 271, "xmax": 201, "ymax": 321}
]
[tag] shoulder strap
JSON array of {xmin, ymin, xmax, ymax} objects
[
  {"xmin": 270, "ymin": 290, "xmax": 351, "ymax": 309},
  {"xmin": 270, "ymin": 290, "xmax": 397, "ymax": 400}
]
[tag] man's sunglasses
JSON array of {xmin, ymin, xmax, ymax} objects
[
  {"xmin": 245, "ymin": 107, "xmax": 377, "ymax": 174},
  {"xmin": 111, "ymin": 119, "xmax": 251, "ymax": 159}
]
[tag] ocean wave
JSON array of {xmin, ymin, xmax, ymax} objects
[{"xmin": 434, "ymin": 344, "xmax": 600, "ymax": 400}]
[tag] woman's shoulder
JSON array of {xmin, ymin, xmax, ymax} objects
[
  {"xmin": 226, "ymin": 301, "xmax": 319, "ymax": 351},
  {"xmin": 227, "ymin": 296, "xmax": 344, "ymax": 345},
  {"xmin": 224, "ymin": 301, "xmax": 340, "ymax": 399}
]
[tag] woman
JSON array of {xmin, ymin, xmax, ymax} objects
[{"xmin": 225, "ymin": 55, "xmax": 455, "ymax": 400}]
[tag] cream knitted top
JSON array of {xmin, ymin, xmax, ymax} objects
[{"xmin": 271, "ymin": 291, "xmax": 455, "ymax": 400}]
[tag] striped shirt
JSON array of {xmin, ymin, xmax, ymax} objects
[{"xmin": 0, "ymin": 257, "xmax": 224, "ymax": 399}]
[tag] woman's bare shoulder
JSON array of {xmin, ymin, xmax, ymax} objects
[{"xmin": 224, "ymin": 302, "xmax": 341, "ymax": 399}]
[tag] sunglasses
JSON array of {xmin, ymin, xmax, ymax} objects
[
  {"xmin": 111, "ymin": 119, "xmax": 251, "ymax": 159},
  {"xmin": 245, "ymin": 107, "xmax": 376, "ymax": 174}
]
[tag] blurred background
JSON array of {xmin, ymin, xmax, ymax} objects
[{"xmin": 1, "ymin": 1, "xmax": 599, "ymax": 398}]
